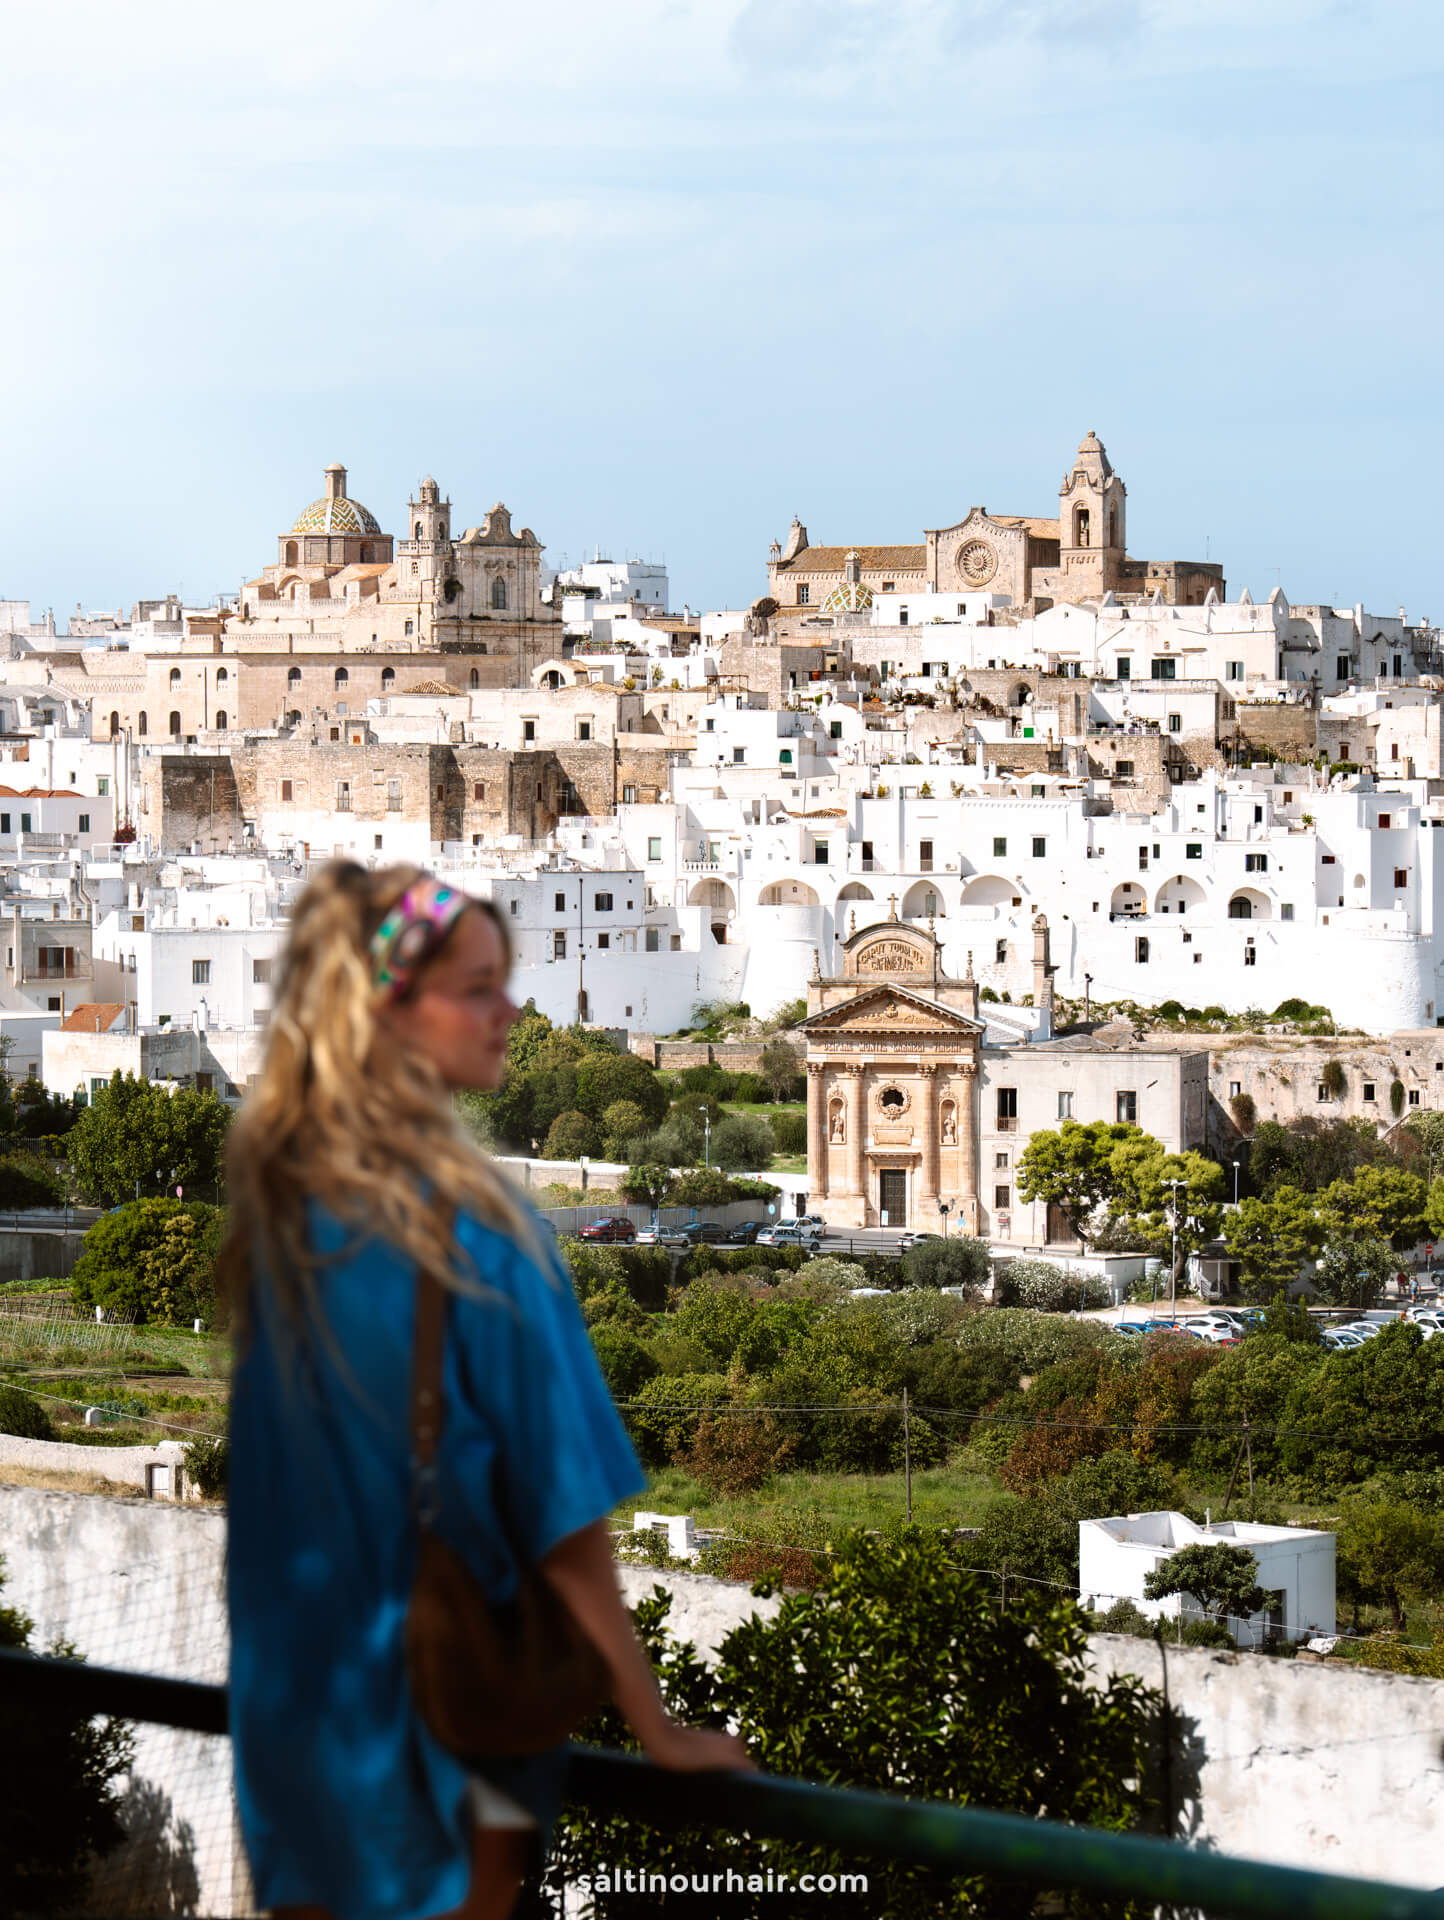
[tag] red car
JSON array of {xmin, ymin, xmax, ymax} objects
[{"xmin": 578, "ymin": 1216, "xmax": 637, "ymax": 1243}]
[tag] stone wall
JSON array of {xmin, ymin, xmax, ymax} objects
[
  {"xmin": 1233, "ymin": 700, "xmax": 1320, "ymax": 760},
  {"xmin": 139, "ymin": 755, "xmax": 245, "ymax": 851}
]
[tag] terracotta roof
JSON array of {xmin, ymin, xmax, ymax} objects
[
  {"xmin": 61, "ymin": 1002, "xmax": 126, "ymax": 1033},
  {"xmin": 0, "ymin": 785, "xmax": 83, "ymax": 799},
  {"xmin": 992, "ymin": 516, "xmax": 1061, "ymax": 539},
  {"xmin": 400, "ymin": 678, "xmax": 459, "ymax": 696},
  {"xmin": 776, "ymin": 545, "xmax": 926, "ymax": 574}
]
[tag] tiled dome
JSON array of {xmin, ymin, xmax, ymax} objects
[
  {"xmin": 291, "ymin": 496, "xmax": 382, "ymax": 535},
  {"xmin": 822, "ymin": 581, "xmax": 873, "ymax": 613}
]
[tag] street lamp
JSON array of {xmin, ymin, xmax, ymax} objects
[
  {"xmin": 1083, "ymin": 972, "xmax": 1093, "ymax": 1025},
  {"xmin": 699, "ymin": 1105, "xmax": 711, "ymax": 1170},
  {"xmin": 937, "ymin": 1199, "xmax": 952, "ymax": 1237},
  {"xmin": 1231, "ymin": 1156, "xmax": 1242, "ymax": 1205},
  {"xmin": 1164, "ymin": 1177, "xmax": 1187, "ymax": 1312}
]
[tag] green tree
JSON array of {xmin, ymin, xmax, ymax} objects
[
  {"xmin": 1143, "ymin": 1542, "xmax": 1265, "ymax": 1631},
  {"xmin": 573, "ymin": 1050, "xmax": 667, "ymax": 1126},
  {"xmin": 899, "ymin": 1235, "xmax": 990, "ymax": 1294},
  {"xmin": 758, "ymin": 1037, "xmax": 802, "ymax": 1101},
  {"xmin": 69, "ymin": 1197, "xmax": 222, "ymax": 1326},
  {"xmin": 67, "ymin": 1072, "xmax": 229, "ymax": 1207},
  {"xmin": 0, "ymin": 1557, "xmax": 134, "ymax": 1916},
  {"xmin": 0, "ymin": 1150, "xmax": 65, "ymax": 1208},
  {"xmin": 1313, "ymin": 1231, "xmax": 1395, "ymax": 1309},
  {"xmin": 1249, "ymin": 1116, "xmax": 1388, "ymax": 1196},
  {"xmin": 588, "ymin": 1322, "xmax": 661, "ymax": 1400},
  {"xmin": 541, "ymin": 1109, "xmax": 602, "ymax": 1161},
  {"xmin": 709, "ymin": 1112, "xmax": 774, "ymax": 1172},
  {"xmin": 1222, "ymin": 1187, "xmax": 1322, "ymax": 1297},
  {"xmin": 1109, "ymin": 1144, "xmax": 1224, "ymax": 1289},
  {"xmin": 599, "ymin": 1099, "xmax": 649, "ymax": 1160},
  {"xmin": 545, "ymin": 1531, "xmax": 1161, "ymax": 1918},
  {"xmin": 621, "ymin": 1162, "xmax": 671, "ymax": 1210},
  {"xmin": 0, "ymin": 1383, "xmax": 55, "ymax": 1439},
  {"xmin": 1016, "ymin": 1120, "xmax": 1145, "ymax": 1247},
  {"xmin": 1317, "ymin": 1164, "xmax": 1426, "ymax": 1250},
  {"xmin": 1336, "ymin": 1499, "xmax": 1444, "ymax": 1631}
]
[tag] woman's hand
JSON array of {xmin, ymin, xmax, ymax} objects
[{"xmin": 642, "ymin": 1719, "xmax": 755, "ymax": 1773}]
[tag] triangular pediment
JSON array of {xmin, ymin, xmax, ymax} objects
[{"xmin": 801, "ymin": 985, "xmax": 983, "ymax": 1037}]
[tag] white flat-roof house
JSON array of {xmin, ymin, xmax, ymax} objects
[{"xmin": 1079, "ymin": 1511, "xmax": 1335, "ymax": 1646}]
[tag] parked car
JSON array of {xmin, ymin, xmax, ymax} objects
[
  {"xmin": 726, "ymin": 1220, "xmax": 765, "ymax": 1245},
  {"xmin": 578, "ymin": 1216, "xmax": 637, "ymax": 1243},
  {"xmin": 756, "ymin": 1223, "xmax": 811, "ymax": 1246},
  {"xmin": 794, "ymin": 1213, "xmax": 827, "ymax": 1232},
  {"xmin": 1323, "ymin": 1328, "xmax": 1366, "ymax": 1350},
  {"xmin": 633, "ymin": 1222, "xmax": 661, "ymax": 1245},
  {"xmin": 896, "ymin": 1231, "xmax": 943, "ymax": 1252},
  {"xmin": 1113, "ymin": 1322, "xmax": 1146, "ymax": 1337},
  {"xmin": 659, "ymin": 1220, "xmax": 731, "ymax": 1247},
  {"xmin": 1339, "ymin": 1320, "xmax": 1383, "ymax": 1339}
]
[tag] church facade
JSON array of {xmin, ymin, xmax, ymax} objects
[{"xmin": 767, "ymin": 432, "xmax": 1224, "ymax": 618}]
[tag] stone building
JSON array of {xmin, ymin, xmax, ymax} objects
[{"xmin": 767, "ymin": 431, "xmax": 1224, "ymax": 616}]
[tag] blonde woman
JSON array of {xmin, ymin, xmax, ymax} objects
[{"xmin": 222, "ymin": 863, "xmax": 745, "ymax": 1920}]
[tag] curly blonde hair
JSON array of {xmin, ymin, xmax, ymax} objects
[{"xmin": 218, "ymin": 860, "xmax": 532, "ymax": 1343}]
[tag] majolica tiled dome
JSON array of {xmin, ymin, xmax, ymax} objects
[
  {"xmin": 822, "ymin": 580, "xmax": 873, "ymax": 612},
  {"xmin": 291, "ymin": 495, "xmax": 382, "ymax": 535}
]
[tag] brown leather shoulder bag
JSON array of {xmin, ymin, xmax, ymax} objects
[{"xmin": 403, "ymin": 1251, "xmax": 609, "ymax": 1758}]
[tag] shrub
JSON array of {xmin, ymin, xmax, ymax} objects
[
  {"xmin": 1095, "ymin": 1597, "xmax": 1154, "ymax": 1637},
  {"xmin": 625, "ymin": 1371, "xmax": 730, "ymax": 1465},
  {"xmin": 709, "ymin": 1113, "xmax": 775, "ymax": 1172},
  {"xmin": 0, "ymin": 1151, "xmax": 66, "ymax": 1208},
  {"xmin": 768, "ymin": 1110, "xmax": 806, "ymax": 1154},
  {"xmin": 183, "ymin": 1433, "xmax": 230, "ymax": 1499},
  {"xmin": 899, "ymin": 1235, "xmax": 991, "ymax": 1293},
  {"xmin": 588, "ymin": 1323, "xmax": 661, "ymax": 1400},
  {"xmin": 599, "ymin": 1100, "xmax": 649, "ymax": 1158},
  {"xmin": 996, "ymin": 1258, "xmax": 1111, "ymax": 1312},
  {"xmin": 1229, "ymin": 1090, "xmax": 1257, "ymax": 1134},
  {"xmin": 0, "ymin": 1383, "xmax": 55, "ymax": 1440},
  {"xmin": 542, "ymin": 1110, "xmax": 602, "ymax": 1160},
  {"xmin": 682, "ymin": 1408, "xmax": 795, "ymax": 1495},
  {"xmin": 69, "ymin": 1198, "xmax": 222, "ymax": 1326}
]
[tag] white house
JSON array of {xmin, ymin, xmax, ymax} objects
[{"xmin": 1079, "ymin": 1511, "xmax": 1336, "ymax": 1646}]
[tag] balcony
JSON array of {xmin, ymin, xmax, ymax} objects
[{"xmin": 3, "ymin": 1646, "xmax": 1422, "ymax": 1920}]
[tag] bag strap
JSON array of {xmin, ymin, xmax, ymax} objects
[{"xmin": 410, "ymin": 1215, "xmax": 452, "ymax": 1530}]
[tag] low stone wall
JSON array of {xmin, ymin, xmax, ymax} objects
[{"xmin": 0, "ymin": 1432, "xmax": 192, "ymax": 1496}]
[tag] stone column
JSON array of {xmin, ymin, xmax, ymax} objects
[
  {"xmin": 957, "ymin": 1059, "xmax": 979, "ymax": 1233},
  {"xmin": 917, "ymin": 1062, "xmax": 939, "ymax": 1215},
  {"xmin": 806, "ymin": 1061, "xmax": 828, "ymax": 1201},
  {"xmin": 845, "ymin": 1064, "xmax": 866, "ymax": 1199}
]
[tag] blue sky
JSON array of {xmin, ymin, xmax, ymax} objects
[{"xmin": 2, "ymin": 0, "xmax": 1441, "ymax": 624}]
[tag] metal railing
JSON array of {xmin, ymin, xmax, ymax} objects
[{"xmin": 4, "ymin": 1646, "xmax": 1442, "ymax": 1920}]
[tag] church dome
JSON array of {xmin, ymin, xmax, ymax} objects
[
  {"xmin": 291, "ymin": 495, "xmax": 382, "ymax": 535},
  {"xmin": 822, "ymin": 580, "xmax": 873, "ymax": 613}
]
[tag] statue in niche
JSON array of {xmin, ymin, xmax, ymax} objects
[
  {"xmin": 941, "ymin": 1101, "xmax": 958, "ymax": 1146},
  {"xmin": 829, "ymin": 1099, "xmax": 846, "ymax": 1144}
]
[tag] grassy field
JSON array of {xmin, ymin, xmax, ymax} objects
[{"xmin": 612, "ymin": 1457, "xmax": 1007, "ymax": 1539}]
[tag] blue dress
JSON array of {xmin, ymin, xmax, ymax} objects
[{"xmin": 227, "ymin": 1201, "xmax": 646, "ymax": 1920}]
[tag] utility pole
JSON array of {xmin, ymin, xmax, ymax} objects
[{"xmin": 577, "ymin": 874, "xmax": 586, "ymax": 1025}]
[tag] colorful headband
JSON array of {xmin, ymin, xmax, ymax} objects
[{"xmin": 370, "ymin": 878, "xmax": 470, "ymax": 1000}]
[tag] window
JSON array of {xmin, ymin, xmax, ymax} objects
[
  {"xmin": 288, "ymin": 666, "xmax": 302, "ymax": 687},
  {"xmin": 1280, "ymin": 903, "xmax": 1294, "ymax": 921},
  {"xmin": 1117, "ymin": 657, "xmax": 1131, "ymax": 680},
  {"xmin": 731, "ymin": 746, "xmax": 745, "ymax": 764},
  {"xmin": 1317, "ymin": 1082, "xmax": 1332, "ymax": 1103},
  {"xmin": 20, "ymin": 813, "xmax": 30, "ymax": 832},
  {"xmin": 1363, "ymin": 1081, "xmax": 1376, "ymax": 1101},
  {"xmin": 387, "ymin": 778, "xmax": 401, "ymax": 812},
  {"xmin": 797, "ymin": 585, "xmax": 810, "ymax": 605},
  {"xmin": 491, "ymin": 577, "xmax": 508, "ymax": 611},
  {"xmin": 1168, "ymin": 712, "xmax": 1182, "ymax": 733},
  {"xmin": 334, "ymin": 668, "xmax": 348, "ymax": 689},
  {"xmin": 995, "ymin": 938, "xmax": 1007, "ymax": 965},
  {"xmin": 97, "ymin": 777, "xmax": 109, "ymax": 796},
  {"xmin": 1379, "ymin": 813, "xmax": 1392, "ymax": 829},
  {"xmin": 1395, "ymin": 868, "xmax": 1409, "ymax": 888},
  {"xmin": 919, "ymin": 839, "xmax": 933, "ymax": 871},
  {"xmin": 78, "ymin": 814, "xmax": 89, "ymax": 833},
  {"xmin": 523, "ymin": 719, "xmax": 536, "ymax": 743},
  {"xmin": 830, "ymin": 719, "xmax": 843, "ymax": 740},
  {"xmin": 336, "ymin": 780, "xmax": 352, "ymax": 812},
  {"xmin": 1032, "ymin": 836, "xmax": 1046, "ymax": 858},
  {"xmin": 622, "ymin": 784, "xmax": 637, "ymax": 804},
  {"xmin": 1410, "ymin": 1088, "xmax": 1421, "ymax": 1107},
  {"xmin": 1244, "ymin": 945, "xmax": 1257, "ymax": 966},
  {"xmin": 780, "ymin": 749, "xmax": 793, "ymax": 765},
  {"xmin": 169, "ymin": 711, "xmax": 182, "ymax": 736},
  {"xmin": 473, "ymin": 781, "xmax": 486, "ymax": 802},
  {"xmin": 898, "ymin": 608, "xmax": 909, "ymax": 626},
  {"xmin": 469, "ymin": 668, "xmax": 480, "ymax": 689},
  {"xmin": 647, "ymin": 836, "xmax": 662, "ymax": 861},
  {"xmin": 1115, "ymin": 759, "xmax": 1133, "ymax": 776},
  {"xmin": 329, "ymin": 726, "xmax": 340, "ymax": 742},
  {"xmin": 670, "ymin": 933, "xmax": 682, "ymax": 950},
  {"xmin": 253, "ymin": 958, "xmax": 271, "ymax": 984},
  {"xmin": 1245, "ymin": 853, "xmax": 1268, "ymax": 872},
  {"xmin": 645, "ymin": 926, "xmax": 660, "ymax": 952},
  {"xmin": 1337, "ymin": 655, "xmax": 1351, "ymax": 678},
  {"xmin": 169, "ymin": 667, "xmax": 181, "ymax": 688},
  {"xmin": 996, "ymin": 1087, "xmax": 1018, "ymax": 1132},
  {"xmin": 860, "ymin": 840, "xmax": 874, "ymax": 870},
  {"xmin": 215, "ymin": 710, "xmax": 227, "ymax": 731},
  {"xmin": 1116, "ymin": 1090, "xmax": 1137, "ymax": 1123},
  {"xmin": 554, "ymin": 892, "xmax": 566, "ymax": 912},
  {"xmin": 1254, "ymin": 805, "xmax": 1264, "ymax": 824},
  {"xmin": 1057, "ymin": 1090, "xmax": 1074, "ymax": 1119},
  {"xmin": 995, "ymin": 1150, "xmax": 1010, "ymax": 1169},
  {"xmin": 993, "ymin": 836, "xmax": 1007, "ymax": 857},
  {"xmin": 192, "ymin": 959, "xmax": 211, "ymax": 985},
  {"xmin": 994, "ymin": 1185, "xmax": 1011, "ymax": 1210},
  {"xmin": 578, "ymin": 720, "xmax": 591, "ymax": 742},
  {"xmin": 596, "ymin": 932, "xmax": 610, "ymax": 951},
  {"xmin": 1226, "ymin": 661, "xmax": 1244, "ymax": 680},
  {"xmin": 553, "ymin": 931, "xmax": 567, "ymax": 960},
  {"xmin": 138, "ymin": 711, "xmax": 147, "ymax": 735},
  {"xmin": 47, "ymin": 997, "xmax": 59, "ymax": 1012},
  {"xmin": 404, "ymin": 619, "xmax": 414, "ymax": 637},
  {"xmin": 1322, "ymin": 853, "xmax": 1336, "ymax": 865},
  {"xmin": 1032, "ymin": 783, "xmax": 1045, "ymax": 798},
  {"xmin": 277, "ymin": 779, "xmax": 293, "ymax": 805},
  {"xmin": 594, "ymin": 892, "xmax": 613, "ymax": 912},
  {"xmin": 1135, "ymin": 936, "xmax": 1150, "ymax": 963},
  {"xmin": 382, "ymin": 667, "xmax": 395, "ymax": 691},
  {"xmin": 1151, "ymin": 658, "xmax": 1176, "ymax": 680}
]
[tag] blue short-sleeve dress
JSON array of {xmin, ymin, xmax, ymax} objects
[{"xmin": 227, "ymin": 1201, "xmax": 646, "ymax": 1920}]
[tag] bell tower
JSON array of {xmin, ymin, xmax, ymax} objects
[
  {"xmin": 1058, "ymin": 431, "xmax": 1126, "ymax": 597},
  {"xmin": 397, "ymin": 476, "xmax": 452, "ymax": 602}
]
